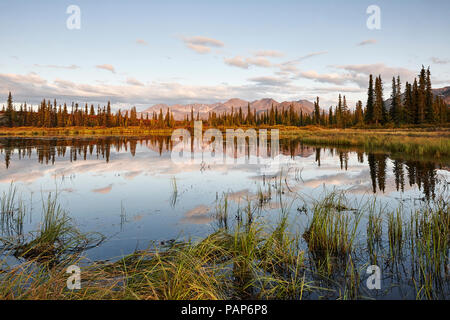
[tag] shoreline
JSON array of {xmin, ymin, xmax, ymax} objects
[{"xmin": 0, "ymin": 126, "xmax": 449, "ymax": 158}]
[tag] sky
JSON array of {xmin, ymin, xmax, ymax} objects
[{"xmin": 0, "ymin": 0, "xmax": 449, "ymax": 111}]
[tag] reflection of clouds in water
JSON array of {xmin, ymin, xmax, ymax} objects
[
  {"xmin": 132, "ymin": 214, "xmax": 144, "ymax": 222},
  {"xmin": 124, "ymin": 170, "xmax": 142, "ymax": 180},
  {"xmin": 227, "ymin": 189, "xmax": 256, "ymax": 203},
  {"xmin": 92, "ymin": 184, "xmax": 113, "ymax": 194},
  {"xmin": 2, "ymin": 140, "xmax": 448, "ymax": 205},
  {"xmin": 181, "ymin": 205, "xmax": 211, "ymax": 224}
]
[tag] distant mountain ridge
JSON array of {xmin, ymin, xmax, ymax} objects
[
  {"xmin": 138, "ymin": 98, "xmax": 315, "ymax": 120},
  {"xmin": 433, "ymin": 86, "xmax": 450, "ymax": 105},
  {"xmin": 385, "ymin": 86, "xmax": 450, "ymax": 108}
]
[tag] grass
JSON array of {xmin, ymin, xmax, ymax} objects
[
  {"xmin": 0, "ymin": 186, "xmax": 448, "ymax": 300},
  {"xmin": 280, "ymin": 127, "xmax": 450, "ymax": 158},
  {"xmin": 408, "ymin": 197, "xmax": 449, "ymax": 299},
  {"xmin": 0, "ymin": 188, "xmax": 104, "ymax": 263},
  {"xmin": 0, "ymin": 126, "xmax": 176, "ymax": 137},
  {"xmin": 303, "ymin": 193, "xmax": 361, "ymax": 264}
]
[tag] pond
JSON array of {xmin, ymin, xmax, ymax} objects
[{"xmin": 0, "ymin": 135, "xmax": 449, "ymax": 299}]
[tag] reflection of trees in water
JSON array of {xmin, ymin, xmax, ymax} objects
[
  {"xmin": 367, "ymin": 153, "xmax": 387, "ymax": 193},
  {"xmin": 404, "ymin": 160, "xmax": 437, "ymax": 200},
  {"xmin": 0, "ymin": 137, "xmax": 443, "ymax": 200},
  {"xmin": 312, "ymin": 146, "xmax": 442, "ymax": 200},
  {"xmin": 0, "ymin": 136, "xmax": 173, "ymax": 168},
  {"xmin": 368, "ymin": 155, "xmax": 438, "ymax": 200}
]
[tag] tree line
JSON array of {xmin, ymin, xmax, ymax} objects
[{"xmin": 2, "ymin": 66, "xmax": 448, "ymax": 129}]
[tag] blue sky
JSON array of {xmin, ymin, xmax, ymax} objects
[{"xmin": 1, "ymin": 0, "xmax": 449, "ymax": 110}]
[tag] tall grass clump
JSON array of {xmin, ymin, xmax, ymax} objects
[
  {"xmin": 0, "ymin": 187, "xmax": 104, "ymax": 263},
  {"xmin": 303, "ymin": 192, "xmax": 361, "ymax": 270},
  {"xmin": 408, "ymin": 197, "xmax": 449, "ymax": 299},
  {"xmin": 387, "ymin": 209, "xmax": 403, "ymax": 259}
]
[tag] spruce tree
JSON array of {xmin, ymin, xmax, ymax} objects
[
  {"xmin": 5, "ymin": 92, "xmax": 14, "ymax": 127},
  {"xmin": 365, "ymin": 75, "xmax": 374, "ymax": 124},
  {"xmin": 425, "ymin": 67, "xmax": 434, "ymax": 123}
]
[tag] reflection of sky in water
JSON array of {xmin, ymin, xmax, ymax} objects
[{"xmin": 0, "ymin": 138, "xmax": 448, "ymax": 261}]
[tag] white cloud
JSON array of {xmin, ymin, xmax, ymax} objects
[
  {"xmin": 126, "ymin": 77, "xmax": 144, "ymax": 86},
  {"xmin": 357, "ymin": 39, "xmax": 377, "ymax": 46},
  {"xmin": 224, "ymin": 56, "xmax": 249, "ymax": 69},
  {"xmin": 136, "ymin": 39, "xmax": 149, "ymax": 46},
  {"xmin": 96, "ymin": 64, "xmax": 116, "ymax": 73},
  {"xmin": 186, "ymin": 43, "xmax": 212, "ymax": 54},
  {"xmin": 300, "ymin": 70, "xmax": 361, "ymax": 85},
  {"xmin": 297, "ymin": 51, "xmax": 328, "ymax": 61},
  {"xmin": 34, "ymin": 64, "xmax": 80, "ymax": 70},
  {"xmin": 431, "ymin": 57, "xmax": 449, "ymax": 64},
  {"xmin": 182, "ymin": 36, "xmax": 224, "ymax": 54},
  {"xmin": 335, "ymin": 63, "xmax": 416, "ymax": 85},
  {"xmin": 246, "ymin": 57, "xmax": 272, "ymax": 68},
  {"xmin": 224, "ymin": 56, "xmax": 272, "ymax": 69},
  {"xmin": 0, "ymin": 72, "xmax": 305, "ymax": 108},
  {"xmin": 300, "ymin": 64, "xmax": 418, "ymax": 88},
  {"xmin": 254, "ymin": 50, "xmax": 284, "ymax": 57},
  {"xmin": 248, "ymin": 76, "xmax": 290, "ymax": 86}
]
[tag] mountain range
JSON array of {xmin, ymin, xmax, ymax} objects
[
  {"xmin": 139, "ymin": 86, "xmax": 449, "ymax": 120},
  {"xmin": 138, "ymin": 98, "xmax": 315, "ymax": 120},
  {"xmin": 384, "ymin": 86, "xmax": 450, "ymax": 109}
]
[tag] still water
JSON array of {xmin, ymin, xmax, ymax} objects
[
  {"xmin": 0, "ymin": 136, "xmax": 448, "ymax": 262},
  {"xmin": 1, "ymin": 135, "xmax": 449, "ymax": 299}
]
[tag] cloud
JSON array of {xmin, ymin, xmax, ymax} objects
[
  {"xmin": 182, "ymin": 36, "xmax": 224, "ymax": 54},
  {"xmin": 224, "ymin": 56, "xmax": 249, "ymax": 69},
  {"xmin": 34, "ymin": 64, "xmax": 80, "ymax": 70},
  {"xmin": 357, "ymin": 39, "xmax": 377, "ymax": 46},
  {"xmin": 335, "ymin": 63, "xmax": 416, "ymax": 85},
  {"xmin": 96, "ymin": 64, "xmax": 116, "ymax": 73},
  {"xmin": 431, "ymin": 57, "xmax": 449, "ymax": 64},
  {"xmin": 300, "ymin": 70, "xmax": 358, "ymax": 85},
  {"xmin": 246, "ymin": 57, "xmax": 272, "ymax": 68},
  {"xmin": 300, "ymin": 64, "xmax": 418, "ymax": 88},
  {"xmin": 0, "ymin": 68, "xmax": 379, "ymax": 109},
  {"xmin": 297, "ymin": 51, "xmax": 328, "ymax": 61},
  {"xmin": 126, "ymin": 77, "xmax": 144, "ymax": 86},
  {"xmin": 136, "ymin": 39, "xmax": 148, "ymax": 46},
  {"xmin": 0, "ymin": 71, "xmax": 309, "ymax": 108},
  {"xmin": 186, "ymin": 43, "xmax": 212, "ymax": 54},
  {"xmin": 274, "ymin": 52, "xmax": 328, "ymax": 77},
  {"xmin": 224, "ymin": 56, "xmax": 272, "ymax": 69},
  {"xmin": 254, "ymin": 50, "xmax": 284, "ymax": 57},
  {"xmin": 248, "ymin": 76, "xmax": 290, "ymax": 86}
]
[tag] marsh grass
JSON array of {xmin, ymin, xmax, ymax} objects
[
  {"xmin": 0, "ymin": 186, "xmax": 448, "ymax": 300},
  {"xmin": 0, "ymin": 186, "xmax": 104, "ymax": 263},
  {"xmin": 388, "ymin": 209, "xmax": 404, "ymax": 259},
  {"xmin": 281, "ymin": 128, "xmax": 450, "ymax": 158},
  {"xmin": 366, "ymin": 201, "xmax": 384, "ymax": 265},
  {"xmin": 303, "ymin": 193, "xmax": 361, "ymax": 272},
  {"xmin": 1, "ymin": 183, "xmax": 25, "ymax": 239},
  {"xmin": 408, "ymin": 197, "xmax": 449, "ymax": 299}
]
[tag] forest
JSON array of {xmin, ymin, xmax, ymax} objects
[{"xmin": 1, "ymin": 66, "xmax": 449, "ymax": 129}]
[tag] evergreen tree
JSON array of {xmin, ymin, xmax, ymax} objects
[
  {"xmin": 425, "ymin": 67, "xmax": 434, "ymax": 123},
  {"xmin": 365, "ymin": 75, "xmax": 374, "ymax": 123},
  {"xmin": 5, "ymin": 92, "xmax": 14, "ymax": 127}
]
